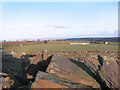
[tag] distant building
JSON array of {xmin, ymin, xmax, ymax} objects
[
  {"xmin": 70, "ymin": 43, "xmax": 89, "ymax": 45},
  {"xmin": 104, "ymin": 42, "xmax": 108, "ymax": 45}
]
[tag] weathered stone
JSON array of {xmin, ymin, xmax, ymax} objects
[
  {"xmin": 31, "ymin": 80, "xmax": 68, "ymax": 88},
  {"xmin": 27, "ymin": 74, "xmax": 34, "ymax": 79},
  {"xmin": 29, "ymin": 54, "xmax": 42, "ymax": 64},
  {"xmin": 12, "ymin": 52, "xmax": 27, "ymax": 58},
  {"xmin": 42, "ymin": 50, "xmax": 51, "ymax": 60},
  {"xmin": 31, "ymin": 71, "xmax": 92, "ymax": 89},
  {"xmin": 58, "ymin": 51, "xmax": 118, "ymax": 88},
  {"xmin": 2, "ymin": 53, "xmax": 30, "ymax": 89},
  {"xmin": 2, "ymin": 51, "xmax": 118, "ymax": 89},
  {"xmin": 2, "ymin": 75, "xmax": 14, "ymax": 89},
  {"xmin": 46, "ymin": 55, "xmax": 100, "ymax": 88},
  {"xmin": 99, "ymin": 59, "xmax": 118, "ymax": 88},
  {"xmin": 31, "ymin": 71, "xmax": 68, "ymax": 88}
]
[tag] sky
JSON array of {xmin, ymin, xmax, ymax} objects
[{"xmin": 1, "ymin": 2, "xmax": 118, "ymax": 41}]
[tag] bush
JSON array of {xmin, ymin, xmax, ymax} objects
[{"xmin": 44, "ymin": 40, "xmax": 47, "ymax": 44}]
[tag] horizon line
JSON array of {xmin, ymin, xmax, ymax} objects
[{"xmin": 0, "ymin": 36, "xmax": 119, "ymax": 41}]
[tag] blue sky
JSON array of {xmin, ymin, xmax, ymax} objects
[{"xmin": 1, "ymin": 2, "xmax": 118, "ymax": 41}]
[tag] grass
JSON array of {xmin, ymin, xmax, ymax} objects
[{"xmin": 3, "ymin": 42, "xmax": 118, "ymax": 53}]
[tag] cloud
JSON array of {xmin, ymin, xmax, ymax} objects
[
  {"xmin": 46, "ymin": 25, "xmax": 69, "ymax": 29},
  {"xmin": 1, "ymin": 21, "xmax": 117, "ymax": 41}
]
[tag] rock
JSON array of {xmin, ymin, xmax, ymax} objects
[
  {"xmin": 27, "ymin": 74, "xmax": 34, "ymax": 79},
  {"xmin": 29, "ymin": 54, "xmax": 42, "ymax": 64},
  {"xmin": 2, "ymin": 74, "xmax": 14, "ymax": 89},
  {"xmin": 59, "ymin": 51, "xmax": 118, "ymax": 88},
  {"xmin": 2, "ymin": 53, "xmax": 30, "ymax": 89},
  {"xmin": 27, "ymin": 55, "xmax": 53, "ymax": 77},
  {"xmin": 84, "ymin": 53, "xmax": 118, "ymax": 88},
  {"xmin": 31, "ymin": 80, "xmax": 68, "ymax": 88},
  {"xmin": 99, "ymin": 58, "xmax": 118, "ymax": 88},
  {"xmin": 0, "ymin": 72, "xmax": 8, "ymax": 77},
  {"xmin": 12, "ymin": 52, "xmax": 27, "ymax": 58},
  {"xmin": 46, "ymin": 55, "xmax": 100, "ymax": 88},
  {"xmin": 2, "ymin": 51, "xmax": 118, "ymax": 89},
  {"xmin": 31, "ymin": 71, "xmax": 92, "ymax": 88},
  {"xmin": 42, "ymin": 50, "xmax": 51, "ymax": 60},
  {"xmin": 31, "ymin": 71, "xmax": 68, "ymax": 88}
]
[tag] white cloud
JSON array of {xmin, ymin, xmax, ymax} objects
[{"xmin": 1, "ymin": 21, "xmax": 117, "ymax": 40}]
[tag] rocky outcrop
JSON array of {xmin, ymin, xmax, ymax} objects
[
  {"xmin": 53, "ymin": 51, "xmax": 118, "ymax": 88},
  {"xmin": 97, "ymin": 55, "xmax": 118, "ymax": 88},
  {"xmin": 31, "ymin": 71, "xmax": 68, "ymax": 88},
  {"xmin": 2, "ymin": 51, "xmax": 53, "ymax": 89},
  {"xmin": 31, "ymin": 71, "xmax": 92, "ymax": 88},
  {"xmin": 2, "ymin": 53, "xmax": 31, "ymax": 89},
  {"xmin": 28, "ymin": 50, "xmax": 51, "ymax": 64},
  {"xmin": 29, "ymin": 53, "xmax": 42, "ymax": 64},
  {"xmin": 1, "ymin": 73, "xmax": 14, "ymax": 88},
  {"xmin": 2, "ymin": 51, "xmax": 119, "ymax": 89},
  {"xmin": 46, "ymin": 55, "xmax": 100, "ymax": 88}
]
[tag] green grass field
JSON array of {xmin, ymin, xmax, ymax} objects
[{"xmin": 3, "ymin": 42, "xmax": 118, "ymax": 53}]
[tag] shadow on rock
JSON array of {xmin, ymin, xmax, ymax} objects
[
  {"xmin": 26, "ymin": 55, "xmax": 53, "ymax": 80},
  {"xmin": 2, "ymin": 53, "xmax": 36, "ymax": 89},
  {"xmin": 98, "ymin": 55, "xmax": 104, "ymax": 71},
  {"xmin": 70, "ymin": 58, "xmax": 109, "ymax": 89},
  {"xmin": 98, "ymin": 55, "xmax": 104, "ymax": 66},
  {"xmin": 2, "ymin": 52, "xmax": 53, "ymax": 89}
]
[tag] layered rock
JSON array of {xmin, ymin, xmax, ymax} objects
[
  {"xmin": 46, "ymin": 55, "xmax": 100, "ymax": 88},
  {"xmin": 53, "ymin": 51, "xmax": 119, "ymax": 88},
  {"xmin": 31, "ymin": 71, "xmax": 68, "ymax": 88},
  {"xmin": 2, "ymin": 51, "xmax": 119, "ymax": 89},
  {"xmin": 31, "ymin": 71, "xmax": 92, "ymax": 88}
]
